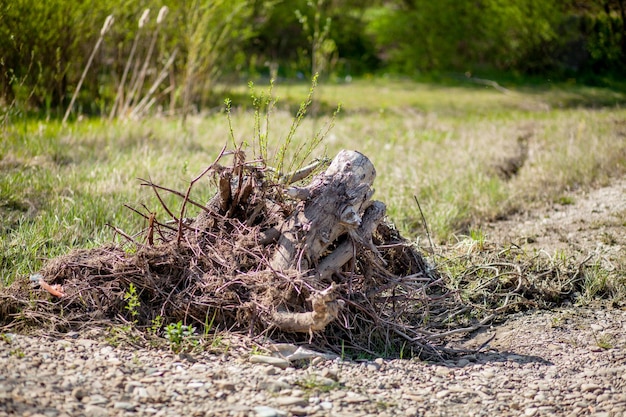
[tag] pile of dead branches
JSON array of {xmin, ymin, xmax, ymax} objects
[
  {"xmin": 2, "ymin": 148, "xmax": 592, "ymax": 359},
  {"xmin": 1, "ymin": 148, "xmax": 466, "ymax": 358},
  {"xmin": 0, "ymin": 146, "xmax": 600, "ymax": 359},
  {"xmin": 0, "ymin": 145, "xmax": 600, "ymax": 359}
]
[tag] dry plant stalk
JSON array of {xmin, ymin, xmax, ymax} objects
[
  {"xmin": 121, "ymin": 6, "xmax": 169, "ymax": 117},
  {"xmin": 63, "ymin": 15, "xmax": 114, "ymax": 124},
  {"xmin": 109, "ymin": 9, "xmax": 150, "ymax": 119}
]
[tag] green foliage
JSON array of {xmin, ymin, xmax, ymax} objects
[
  {"xmin": 164, "ymin": 321, "xmax": 197, "ymax": 352},
  {"xmin": 0, "ymin": 0, "xmax": 84, "ymax": 108},
  {"xmin": 231, "ymin": 75, "xmax": 338, "ymax": 180},
  {"xmin": 2, "ymin": 0, "xmax": 625, "ymax": 119},
  {"xmin": 275, "ymin": 73, "xmax": 318, "ymax": 175},
  {"xmin": 364, "ymin": 0, "xmax": 563, "ymax": 73},
  {"xmin": 180, "ymin": 0, "xmax": 253, "ymax": 119},
  {"xmin": 149, "ymin": 315, "xmax": 163, "ymax": 335},
  {"xmin": 295, "ymin": 0, "xmax": 336, "ymax": 77},
  {"xmin": 585, "ymin": 13, "xmax": 625, "ymax": 71},
  {"xmin": 580, "ymin": 261, "xmax": 625, "ymax": 302},
  {"xmin": 593, "ymin": 334, "xmax": 614, "ymax": 350},
  {"xmin": 555, "ymin": 196, "xmax": 575, "ymax": 205},
  {"xmin": 249, "ymin": 345, "xmax": 264, "ymax": 356},
  {"xmin": 468, "ymin": 229, "xmax": 487, "ymax": 252},
  {"xmin": 123, "ymin": 283, "xmax": 140, "ymax": 320},
  {"xmin": 9, "ymin": 348, "xmax": 25, "ymax": 358},
  {"xmin": 0, "ymin": 0, "xmax": 256, "ymax": 120},
  {"xmin": 362, "ymin": 0, "xmax": 625, "ymax": 77},
  {"xmin": 247, "ymin": 80, "xmax": 277, "ymax": 161},
  {"xmin": 105, "ymin": 324, "xmax": 139, "ymax": 347},
  {"xmin": 279, "ymin": 74, "xmax": 340, "ymax": 177}
]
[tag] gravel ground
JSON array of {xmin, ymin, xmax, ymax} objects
[{"xmin": 1, "ymin": 305, "xmax": 625, "ymax": 417}]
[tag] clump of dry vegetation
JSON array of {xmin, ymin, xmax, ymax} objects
[
  {"xmin": 0, "ymin": 143, "xmax": 600, "ymax": 359},
  {"xmin": 0, "ymin": 147, "xmax": 448, "ymax": 358}
]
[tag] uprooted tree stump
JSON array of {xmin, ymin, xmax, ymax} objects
[{"xmin": 0, "ymin": 148, "xmax": 475, "ymax": 359}]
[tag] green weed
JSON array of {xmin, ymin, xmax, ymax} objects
[
  {"xmin": 399, "ymin": 341, "xmax": 407, "ymax": 360},
  {"xmin": 132, "ymin": 353, "xmax": 143, "ymax": 366},
  {"xmin": 579, "ymin": 261, "xmax": 625, "ymax": 303},
  {"xmin": 209, "ymin": 334, "xmax": 229, "ymax": 354},
  {"xmin": 105, "ymin": 324, "xmax": 140, "ymax": 347},
  {"xmin": 600, "ymin": 232, "xmax": 618, "ymax": 246},
  {"xmin": 376, "ymin": 400, "xmax": 395, "ymax": 410},
  {"xmin": 594, "ymin": 334, "xmax": 614, "ymax": 350},
  {"xmin": 249, "ymin": 345, "xmax": 264, "ymax": 356},
  {"xmin": 123, "ymin": 283, "xmax": 140, "ymax": 321},
  {"xmin": 550, "ymin": 316, "xmax": 563, "ymax": 329},
  {"xmin": 164, "ymin": 321, "xmax": 197, "ymax": 352},
  {"xmin": 9, "ymin": 348, "xmax": 25, "ymax": 358},
  {"xmin": 468, "ymin": 229, "xmax": 487, "ymax": 252},
  {"xmin": 149, "ymin": 315, "xmax": 163, "ymax": 335},
  {"xmin": 555, "ymin": 196, "xmax": 575, "ymax": 205}
]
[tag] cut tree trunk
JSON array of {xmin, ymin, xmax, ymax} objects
[
  {"xmin": 270, "ymin": 149, "xmax": 381, "ymax": 273},
  {"xmin": 266, "ymin": 150, "xmax": 386, "ymax": 333}
]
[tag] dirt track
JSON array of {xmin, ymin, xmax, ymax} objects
[{"xmin": 484, "ymin": 176, "xmax": 625, "ymax": 264}]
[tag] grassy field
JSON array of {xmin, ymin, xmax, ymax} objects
[{"xmin": 2, "ymin": 79, "xmax": 626, "ymax": 286}]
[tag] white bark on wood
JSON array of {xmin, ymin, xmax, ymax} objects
[
  {"xmin": 270, "ymin": 150, "xmax": 377, "ymax": 272},
  {"xmin": 316, "ymin": 201, "xmax": 386, "ymax": 280}
]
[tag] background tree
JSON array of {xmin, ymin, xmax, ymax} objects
[{"xmin": 1, "ymin": 0, "xmax": 624, "ymax": 118}]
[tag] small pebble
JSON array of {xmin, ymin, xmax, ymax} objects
[
  {"xmin": 83, "ymin": 405, "xmax": 108, "ymax": 417},
  {"xmin": 524, "ymin": 407, "xmax": 538, "ymax": 416},
  {"xmin": 275, "ymin": 396, "xmax": 307, "ymax": 407},
  {"xmin": 366, "ymin": 363, "xmax": 380, "ymax": 372},
  {"xmin": 435, "ymin": 390, "xmax": 450, "ymax": 399},
  {"xmin": 113, "ymin": 401, "xmax": 135, "ymax": 411},
  {"xmin": 71, "ymin": 387, "xmax": 86, "ymax": 401},
  {"xmin": 581, "ymin": 383, "xmax": 601, "ymax": 393},
  {"xmin": 457, "ymin": 359, "xmax": 470, "ymax": 367},
  {"xmin": 321, "ymin": 368, "xmax": 339, "ymax": 381},
  {"xmin": 254, "ymin": 405, "xmax": 284, "ymax": 417},
  {"xmin": 289, "ymin": 406, "xmax": 309, "ymax": 416},
  {"xmin": 249, "ymin": 355, "xmax": 290, "ymax": 370},
  {"xmin": 405, "ymin": 406, "xmax": 419, "ymax": 416},
  {"xmin": 320, "ymin": 401, "xmax": 333, "ymax": 410}
]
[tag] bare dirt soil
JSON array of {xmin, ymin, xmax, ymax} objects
[{"xmin": 484, "ymin": 176, "xmax": 625, "ymax": 264}]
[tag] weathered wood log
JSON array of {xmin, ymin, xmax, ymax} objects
[
  {"xmin": 270, "ymin": 150, "xmax": 378, "ymax": 272},
  {"xmin": 316, "ymin": 200, "xmax": 386, "ymax": 280}
]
